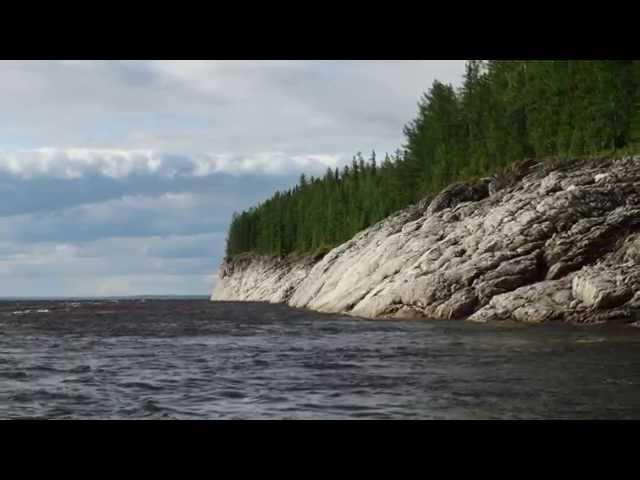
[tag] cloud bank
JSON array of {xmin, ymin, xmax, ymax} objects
[{"xmin": 0, "ymin": 149, "xmax": 344, "ymax": 179}]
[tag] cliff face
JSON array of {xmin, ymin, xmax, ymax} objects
[
  {"xmin": 211, "ymin": 254, "xmax": 317, "ymax": 304},
  {"xmin": 212, "ymin": 156, "xmax": 640, "ymax": 325}
]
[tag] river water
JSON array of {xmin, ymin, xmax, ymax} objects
[{"xmin": 1, "ymin": 298, "xmax": 639, "ymax": 419}]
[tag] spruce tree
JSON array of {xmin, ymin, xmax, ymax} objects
[{"xmin": 224, "ymin": 60, "xmax": 639, "ymax": 259}]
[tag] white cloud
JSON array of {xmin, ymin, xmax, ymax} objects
[
  {"xmin": 191, "ymin": 152, "xmax": 342, "ymax": 176},
  {"xmin": 0, "ymin": 148, "xmax": 158, "ymax": 179},
  {"xmin": 0, "ymin": 60, "xmax": 466, "ymax": 155},
  {"xmin": 0, "ymin": 232, "xmax": 222, "ymax": 296},
  {"xmin": 0, "ymin": 148, "xmax": 345, "ymax": 179}
]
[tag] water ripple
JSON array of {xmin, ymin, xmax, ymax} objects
[{"xmin": 1, "ymin": 299, "xmax": 640, "ymax": 419}]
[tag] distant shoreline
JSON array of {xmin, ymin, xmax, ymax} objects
[{"xmin": 0, "ymin": 295, "xmax": 211, "ymax": 301}]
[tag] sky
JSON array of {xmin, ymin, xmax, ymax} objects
[{"xmin": 0, "ymin": 60, "xmax": 466, "ymax": 297}]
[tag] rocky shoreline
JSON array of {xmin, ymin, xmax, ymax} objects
[{"xmin": 212, "ymin": 156, "xmax": 640, "ymax": 326}]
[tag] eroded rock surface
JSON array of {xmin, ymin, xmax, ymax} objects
[
  {"xmin": 212, "ymin": 156, "xmax": 640, "ymax": 325},
  {"xmin": 211, "ymin": 255, "xmax": 315, "ymax": 304}
]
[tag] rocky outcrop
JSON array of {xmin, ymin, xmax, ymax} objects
[
  {"xmin": 212, "ymin": 156, "xmax": 640, "ymax": 326},
  {"xmin": 211, "ymin": 254, "xmax": 316, "ymax": 303}
]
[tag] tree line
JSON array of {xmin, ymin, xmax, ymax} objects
[{"xmin": 226, "ymin": 60, "xmax": 640, "ymax": 258}]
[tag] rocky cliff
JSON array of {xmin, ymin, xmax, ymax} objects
[{"xmin": 212, "ymin": 156, "xmax": 640, "ymax": 325}]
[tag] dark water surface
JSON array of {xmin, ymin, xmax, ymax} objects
[{"xmin": 1, "ymin": 298, "xmax": 640, "ymax": 419}]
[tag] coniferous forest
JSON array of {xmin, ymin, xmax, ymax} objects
[{"xmin": 225, "ymin": 60, "xmax": 640, "ymax": 258}]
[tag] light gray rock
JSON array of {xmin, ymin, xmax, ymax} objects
[
  {"xmin": 572, "ymin": 263, "xmax": 638, "ymax": 310},
  {"xmin": 211, "ymin": 255, "xmax": 315, "ymax": 304},
  {"xmin": 211, "ymin": 156, "xmax": 640, "ymax": 326}
]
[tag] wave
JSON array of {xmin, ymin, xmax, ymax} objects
[{"xmin": 11, "ymin": 309, "xmax": 50, "ymax": 315}]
